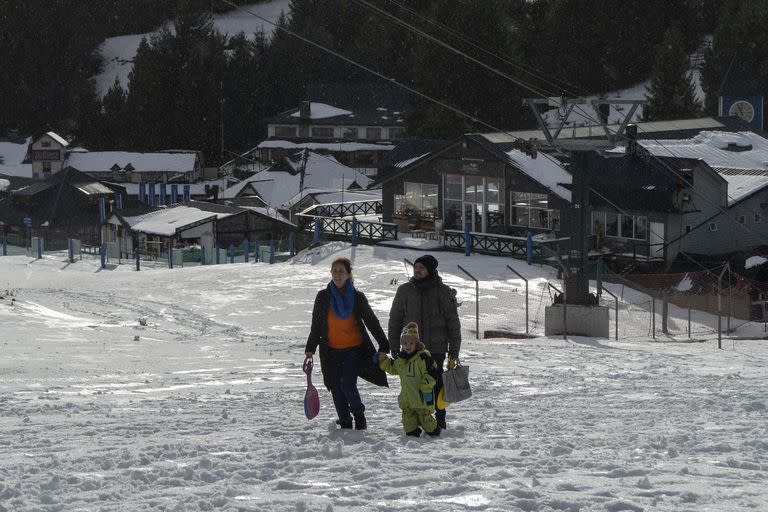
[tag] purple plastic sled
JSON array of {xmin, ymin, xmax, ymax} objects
[{"xmin": 303, "ymin": 357, "xmax": 320, "ymax": 420}]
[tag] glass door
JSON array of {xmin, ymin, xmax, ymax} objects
[
  {"xmin": 464, "ymin": 203, "xmax": 483, "ymax": 232},
  {"xmin": 443, "ymin": 175, "xmax": 504, "ymax": 233}
]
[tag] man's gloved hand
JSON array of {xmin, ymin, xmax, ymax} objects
[{"xmin": 447, "ymin": 353, "xmax": 458, "ymax": 369}]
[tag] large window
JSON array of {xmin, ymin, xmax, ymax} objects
[
  {"xmin": 365, "ymin": 127, "xmax": 381, "ymax": 140},
  {"xmin": 312, "ymin": 126, "xmax": 334, "ymax": 138},
  {"xmin": 510, "ymin": 192, "xmax": 559, "ymax": 230},
  {"xmin": 342, "ymin": 127, "xmax": 358, "ymax": 140},
  {"xmin": 394, "ymin": 182, "xmax": 438, "ymax": 218},
  {"xmin": 592, "ymin": 211, "xmax": 648, "ymax": 240},
  {"xmin": 442, "ymin": 175, "xmax": 505, "ymax": 233},
  {"xmin": 274, "ymin": 125, "xmax": 297, "ymax": 137}
]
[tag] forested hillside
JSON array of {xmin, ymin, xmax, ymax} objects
[{"xmin": 1, "ymin": 0, "xmax": 766, "ymax": 166}]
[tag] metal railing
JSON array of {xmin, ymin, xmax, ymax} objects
[{"xmin": 300, "ymin": 216, "xmax": 398, "ymax": 243}]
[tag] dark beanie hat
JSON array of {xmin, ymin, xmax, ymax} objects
[{"xmin": 414, "ymin": 254, "xmax": 438, "ymax": 275}]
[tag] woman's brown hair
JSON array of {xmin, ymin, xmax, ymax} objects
[{"xmin": 331, "ymin": 257, "xmax": 352, "ymax": 275}]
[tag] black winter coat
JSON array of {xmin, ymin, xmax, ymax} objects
[
  {"xmin": 388, "ymin": 272, "xmax": 461, "ymax": 355},
  {"xmin": 305, "ymin": 285, "xmax": 390, "ymax": 390}
]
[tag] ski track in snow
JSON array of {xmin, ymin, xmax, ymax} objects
[{"xmin": 0, "ymin": 248, "xmax": 767, "ymax": 511}]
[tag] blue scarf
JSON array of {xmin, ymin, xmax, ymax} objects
[{"xmin": 329, "ymin": 280, "xmax": 355, "ymax": 319}]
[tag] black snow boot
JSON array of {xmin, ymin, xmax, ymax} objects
[
  {"xmin": 436, "ymin": 417, "xmax": 447, "ymax": 430},
  {"xmin": 336, "ymin": 416, "xmax": 353, "ymax": 429},
  {"xmin": 427, "ymin": 426, "xmax": 441, "ymax": 437},
  {"xmin": 405, "ymin": 427, "xmax": 422, "ymax": 437},
  {"xmin": 352, "ymin": 407, "xmax": 367, "ymax": 430}
]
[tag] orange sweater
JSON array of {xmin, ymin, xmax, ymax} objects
[{"xmin": 327, "ymin": 307, "xmax": 363, "ymax": 349}]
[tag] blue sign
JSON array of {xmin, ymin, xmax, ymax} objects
[{"xmin": 23, "ymin": 217, "xmax": 32, "ymax": 227}]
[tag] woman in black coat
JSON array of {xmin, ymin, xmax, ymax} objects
[{"xmin": 305, "ymin": 257, "xmax": 389, "ymax": 430}]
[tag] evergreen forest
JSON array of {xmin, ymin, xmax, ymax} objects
[{"xmin": 1, "ymin": 0, "xmax": 767, "ymax": 166}]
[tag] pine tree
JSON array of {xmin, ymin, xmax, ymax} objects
[
  {"xmin": 222, "ymin": 31, "xmax": 270, "ymax": 153},
  {"xmin": 644, "ymin": 26, "xmax": 701, "ymax": 121},
  {"xmin": 118, "ymin": 6, "xmax": 227, "ymax": 163},
  {"xmin": 700, "ymin": 0, "xmax": 768, "ymax": 116}
]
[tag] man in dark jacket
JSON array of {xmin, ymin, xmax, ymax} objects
[{"xmin": 388, "ymin": 254, "xmax": 461, "ymax": 430}]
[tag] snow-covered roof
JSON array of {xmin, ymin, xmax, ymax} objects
[
  {"xmin": 238, "ymin": 206, "xmax": 294, "ymax": 226},
  {"xmin": 71, "ymin": 181, "xmax": 114, "ymax": 195},
  {"xmin": 637, "ymin": 131, "xmax": 768, "ymax": 205},
  {"xmin": 66, "ymin": 151, "xmax": 198, "ymax": 174},
  {"xmin": 0, "ymin": 137, "xmax": 30, "ymax": 164},
  {"xmin": 218, "ymin": 174, "xmax": 271, "ymax": 200},
  {"xmin": 222, "ymin": 151, "xmax": 372, "ymax": 208},
  {"xmin": 638, "ymin": 131, "xmax": 768, "ymax": 170},
  {"xmin": 0, "ymin": 179, "xmax": 9, "ymax": 192},
  {"xmin": 713, "ymin": 169, "xmax": 768, "ymax": 204},
  {"xmin": 289, "ymin": 103, "xmax": 352, "ymax": 119},
  {"xmin": 0, "ymin": 137, "xmax": 32, "ymax": 177},
  {"xmin": 0, "ymin": 164, "xmax": 32, "ymax": 178},
  {"xmin": 119, "ymin": 206, "xmax": 220, "ymax": 236},
  {"xmin": 45, "ymin": 132, "xmax": 69, "ymax": 147},
  {"xmin": 395, "ymin": 152, "xmax": 431, "ymax": 168},
  {"xmin": 257, "ymin": 140, "xmax": 395, "ymax": 153},
  {"xmin": 503, "ymin": 149, "xmax": 572, "ymax": 202},
  {"xmin": 283, "ymin": 189, "xmax": 381, "ymax": 209}
]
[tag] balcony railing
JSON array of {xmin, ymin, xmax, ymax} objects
[{"xmin": 299, "ymin": 216, "xmax": 398, "ymax": 243}]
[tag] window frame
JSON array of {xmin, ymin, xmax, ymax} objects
[
  {"xmin": 394, "ymin": 182, "xmax": 439, "ymax": 218},
  {"xmin": 273, "ymin": 125, "xmax": 297, "ymax": 138},
  {"xmin": 311, "ymin": 126, "xmax": 334, "ymax": 139},
  {"xmin": 592, "ymin": 211, "xmax": 649, "ymax": 240},
  {"xmin": 509, "ymin": 191, "xmax": 558, "ymax": 231}
]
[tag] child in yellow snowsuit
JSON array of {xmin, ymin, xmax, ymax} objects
[{"xmin": 379, "ymin": 322, "xmax": 441, "ymax": 437}]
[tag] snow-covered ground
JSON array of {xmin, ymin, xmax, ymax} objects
[{"xmin": 1, "ymin": 244, "xmax": 766, "ymax": 511}]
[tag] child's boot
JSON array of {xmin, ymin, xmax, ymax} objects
[
  {"xmin": 427, "ymin": 426, "xmax": 441, "ymax": 437},
  {"xmin": 405, "ymin": 427, "xmax": 422, "ymax": 437}
]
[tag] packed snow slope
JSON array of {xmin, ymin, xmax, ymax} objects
[{"xmin": 0, "ymin": 244, "xmax": 766, "ymax": 512}]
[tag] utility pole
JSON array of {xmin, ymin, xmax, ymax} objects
[
  {"xmin": 564, "ymin": 149, "xmax": 592, "ymax": 304},
  {"xmin": 220, "ymin": 81, "xmax": 225, "ymax": 163}
]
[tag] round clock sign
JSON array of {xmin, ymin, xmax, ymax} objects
[{"xmin": 729, "ymin": 100, "xmax": 755, "ymax": 122}]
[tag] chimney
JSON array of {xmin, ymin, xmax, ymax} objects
[
  {"xmin": 626, "ymin": 124, "xmax": 638, "ymax": 155},
  {"xmin": 724, "ymin": 142, "xmax": 752, "ymax": 152},
  {"xmin": 299, "ymin": 101, "xmax": 311, "ymax": 120}
]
